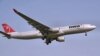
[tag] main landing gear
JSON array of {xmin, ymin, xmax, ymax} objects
[
  {"xmin": 45, "ymin": 38, "xmax": 51, "ymax": 45},
  {"xmin": 41, "ymin": 36, "xmax": 51, "ymax": 45},
  {"xmin": 42, "ymin": 37, "xmax": 45, "ymax": 40}
]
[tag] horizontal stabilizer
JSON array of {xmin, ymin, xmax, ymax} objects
[{"xmin": 0, "ymin": 31, "xmax": 10, "ymax": 38}]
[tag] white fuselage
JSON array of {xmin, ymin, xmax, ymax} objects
[{"xmin": 9, "ymin": 24, "xmax": 96, "ymax": 39}]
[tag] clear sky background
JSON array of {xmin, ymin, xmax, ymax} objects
[{"xmin": 0, "ymin": 0, "xmax": 100, "ymax": 56}]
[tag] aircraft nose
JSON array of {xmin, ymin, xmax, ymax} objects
[
  {"xmin": 90, "ymin": 25, "xmax": 96, "ymax": 30},
  {"xmin": 84, "ymin": 24, "xmax": 96, "ymax": 31}
]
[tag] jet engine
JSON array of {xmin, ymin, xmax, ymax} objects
[{"xmin": 56, "ymin": 36, "xmax": 65, "ymax": 42}]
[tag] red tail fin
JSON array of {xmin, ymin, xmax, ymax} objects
[{"xmin": 2, "ymin": 23, "xmax": 15, "ymax": 33}]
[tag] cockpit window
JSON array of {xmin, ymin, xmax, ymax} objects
[{"xmin": 69, "ymin": 25, "xmax": 80, "ymax": 28}]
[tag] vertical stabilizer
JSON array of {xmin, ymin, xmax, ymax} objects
[{"xmin": 2, "ymin": 23, "xmax": 15, "ymax": 33}]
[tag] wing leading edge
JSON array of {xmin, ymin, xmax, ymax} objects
[{"xmin": 13, "ymin": 9, "xmax": 52, "ymax": 35}]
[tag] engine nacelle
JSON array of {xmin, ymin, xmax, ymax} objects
[{"xmin": 56, "ymin": 36, "xmax": 65, "ymax": 42}]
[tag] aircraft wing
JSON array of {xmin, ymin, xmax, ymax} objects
[{"xmin": 13, "ymin": 9, "xmax": 52, "ymax": 35}]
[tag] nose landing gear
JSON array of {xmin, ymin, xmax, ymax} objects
[{"xmin": 85, "ymin": 32, "xmax": 87, "ymax": 36}]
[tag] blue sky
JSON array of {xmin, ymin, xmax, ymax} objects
[{"xmin": 0, "ymin": 0, "xmax": 100, "ymax": 56}]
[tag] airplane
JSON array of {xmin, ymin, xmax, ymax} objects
[{"xmin": 0, "ymin": 9, "xmax": 96, "ymax": 45}]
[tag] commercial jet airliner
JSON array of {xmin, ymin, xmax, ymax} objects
[{"xmin": 0, "ymin": 9, "xmax": 96, "ymax": 45}]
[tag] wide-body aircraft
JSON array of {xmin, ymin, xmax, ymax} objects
[{"xmin": 0, "ymin": 9, "xmax": 96, "ymax": 45}]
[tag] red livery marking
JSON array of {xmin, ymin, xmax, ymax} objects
[{"xmin": 2, "ymin": 23, "xmax": 15, "ymax": 33}]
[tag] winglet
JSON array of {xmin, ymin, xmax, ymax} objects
[{"xmin": 13, "ymin": 9, "xmax": 18, "ymax": 13}]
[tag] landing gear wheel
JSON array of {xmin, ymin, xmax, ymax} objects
[
  {"xmin": 46, "ymin": 42, "xmax": 49, "ymax": 45},
  {"xmin": 42, "ymin": 37, "xmax": 45, "ymax": 40},
  {"xmin": 45, "ymin": 39, "xmax": 51, "ymax": 45},
  {"xmin": 85, "ymin": 32, "xmax": 87, "ymax": 36}
]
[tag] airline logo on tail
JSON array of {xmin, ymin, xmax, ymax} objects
[{"xmin": 2, "ymin": 23, "xmax": 15, "ymax": 33}]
